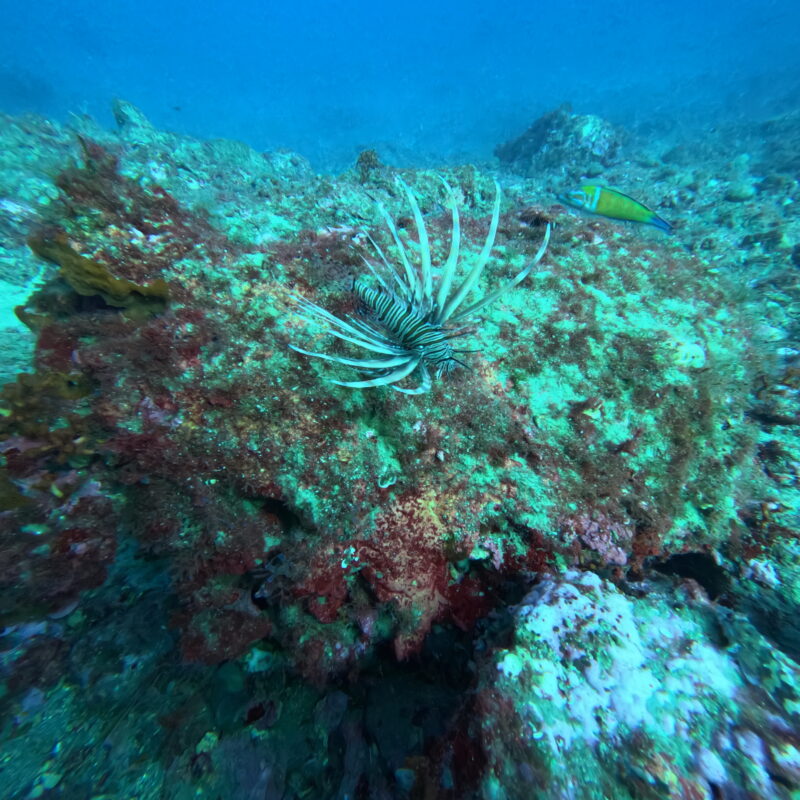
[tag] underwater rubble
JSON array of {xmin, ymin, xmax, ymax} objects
[{"xmin": 0, "ymin": 100, "xmax": 799, "ymax": 799}]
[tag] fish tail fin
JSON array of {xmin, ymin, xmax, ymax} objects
[{"xmin": 649, "ymin": 213, "xmax": 673, "ymax": 234}]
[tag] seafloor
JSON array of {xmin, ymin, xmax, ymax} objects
[{"xmin": 0, "ymin": 100, "xmax": 799, "ymax": 799}]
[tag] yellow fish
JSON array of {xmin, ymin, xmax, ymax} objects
[{"xmin": 560, "ymin": 184, "xmax": 672, "ymax": 233}]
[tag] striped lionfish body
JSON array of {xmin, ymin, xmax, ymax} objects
[
  {"xmin": 289, "ymin": 177, "xmax": 550, "ymax": 394},
  {"xmin": 353, "ymin": 280, "xmax": 460, "ymax": 377}
]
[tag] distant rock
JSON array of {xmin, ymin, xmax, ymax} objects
[
  {"xmin": 725, "ymin": 180, "xmax": 756, "ymax": 202},
  {"xmin": 112, "ymin": 98, "xmax": 155, "ymax": 131},
  {"xmin": 495, "ymin": 103, "xmax": 624, "ymax": 177}
]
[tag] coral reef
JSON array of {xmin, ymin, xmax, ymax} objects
[{"xmin": 0, "ymin": 100, "xmax": 797, "ymax": 798}]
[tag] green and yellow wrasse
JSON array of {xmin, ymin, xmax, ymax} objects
[{"xmin": 559, "ymin": 184, "xmax": 673, "ymax": 233}]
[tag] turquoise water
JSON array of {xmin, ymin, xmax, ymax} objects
[
  {"xmin": 2, "ymin": 0, "xmax": 799, "ymax": 168},
  {"xmin": 1, "ymin": 2, "xmax": 800, "ymax": 799}
]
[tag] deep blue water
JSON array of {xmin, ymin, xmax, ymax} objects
[{"xmin": 2, "ymin": 0, "xmax": 799, "ymax": 170}]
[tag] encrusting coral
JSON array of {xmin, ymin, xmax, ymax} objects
[{"xmin": 27, "ymin": 231, "xmax": 169, "ymax": 317}]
